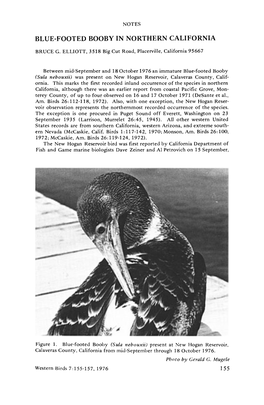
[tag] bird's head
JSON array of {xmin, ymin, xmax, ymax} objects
[{"xmin": 77, "ymin": 172, "xmax": 153, "ymax": 299}]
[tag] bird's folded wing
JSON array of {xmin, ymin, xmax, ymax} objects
[
  {"xmin": 131, "ymin": 242, "xmax": 196, "ymax": 336},
  {"xmin": 48, "ymin": 260, "xmax": 115, "ymax": 335},
  {"xmin": 132, "ymin": 239, "xmax": 206, "ymax": 335}
]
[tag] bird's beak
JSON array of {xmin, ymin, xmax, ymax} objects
[{"xmin": 93, "ymin": 212, "xmax": 135, "ymax": 299}]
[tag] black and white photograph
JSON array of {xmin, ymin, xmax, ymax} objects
[{"xmin": 36, "ymin": 168, "xmax": 228, "ymax": 336}]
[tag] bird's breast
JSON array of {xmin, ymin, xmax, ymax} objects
[
  {"xmin": 98, "ymin": 297, "xmax": 137, "ymax": 336},
  {"xmin": 97, "ymin": 253, "xmax": 146, "ymax": 336}
]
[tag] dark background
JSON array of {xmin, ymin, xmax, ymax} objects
[{"xmin": 36, "ymin": 168, "xmax": 228, "ymax": 281}]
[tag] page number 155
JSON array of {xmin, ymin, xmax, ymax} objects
[{"xmin": 220, "ymin": 366, "xmax": 230, "ymax": 371}]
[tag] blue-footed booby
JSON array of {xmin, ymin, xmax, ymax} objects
[{"xmin": 48, "ymin": 172, "xmax": 206, "ymax": 335}]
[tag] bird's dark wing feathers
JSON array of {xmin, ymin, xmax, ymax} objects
[
  {"xmin": 48, "ymin": 241, "xmax": 206, "ymax": 336},
  {"xmin": 48, "ymin": 260, "xmax": 115, "ymax": 335},
  {"xmin": 131, "ymin": 241, "xmax": 206, "ymax": 336}
]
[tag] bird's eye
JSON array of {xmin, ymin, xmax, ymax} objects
[{"xmin": 96, "ymin": 224, "xmax": 106, "ymax": 235}]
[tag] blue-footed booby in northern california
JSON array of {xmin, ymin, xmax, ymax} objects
[{"xmin": 48, "ymin": 172, "xmax": 206, "ymax": 336}]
